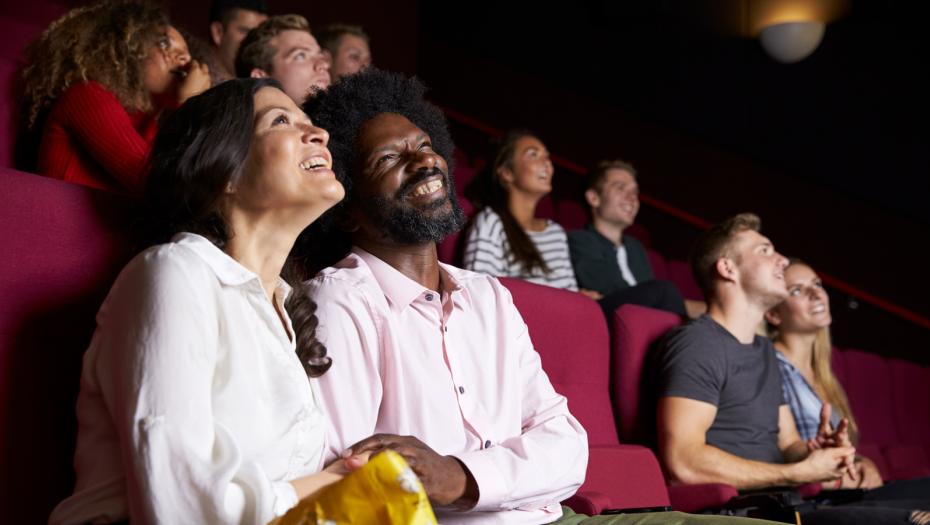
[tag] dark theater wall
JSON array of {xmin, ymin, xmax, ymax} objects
[{"xmin": 416, "ymin": 0, "xmax": 930, "ymax": 359}]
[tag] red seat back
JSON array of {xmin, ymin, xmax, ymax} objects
[
  {"xmin": 645, "ymin": 249, "xmax": 669, "ymax": 281},
  {"xmin": 843, "ymin": 349, "xmax": 899, "ymax": 447},
  {"xmin": 500, "ymin": 278, "xmax": 618, "ymax": 445},
  {"xmin": 666, "ymin": 259, "xmax": 702, "ymax": 301},
  {"xmin": 0, "ymin": 168, "xmax": 134, "ymax": 521},
  {"xmin": 500, "ymin": 278, "xmax": 671, "ymax": 510},
  {"xmin": 611, "ymin": 304, "xmax": 681, "ymax": 444},
  {"xmin": 553, "ymin": 199, "xmax": 587, "ymax": 231}
]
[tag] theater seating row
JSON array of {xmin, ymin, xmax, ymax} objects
[{"xmin": 3, "ymin": 165, "xmax": 928, "ymax": 521}]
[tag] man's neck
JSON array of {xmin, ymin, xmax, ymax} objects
[
  {"xmin": 212, "ymin": 49, "xmax": 235, "ymax": 82},
  {"xmin": 706, "ymin": 294, "xmax": 767, "ymax": 345},
  {"xmin": 355, "ymin": 237, "xmax": 442, "ymax": 292},
  {"xmin": 591, "ymin": 216, "xmax": 626, "ymax": 246}
]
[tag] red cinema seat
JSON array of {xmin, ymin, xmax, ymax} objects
[
  {"xmin": 843, "ymin": 349, "xmax": 899, "ymax": 448},
  {"xmin": 554, "ymin": 199, "xmax": 587, "ymax": 231},
  {"xmin": 666, "ymin": 259, "xmax": 703, "ymax": 301},
  {"xmin": 625, "ymin": 224, "xmax": 652, "ymax": 248},
  {"xmin": 886, "ymin": 359, "xmax": 930, "ymax": 479},
  {"xmin": 610, "ymin": 304, "xmax": 738, "ymax": 512},
  {"xmin": 0, "ymin": 168, "xmax": 134, "ymax": 522},
  {"xmin": 645, "ymin": 249, "xmax": 669, "ymax": 281},
  {"xmin": 500, "ymin": 278, "xmax": 671, "ymax": 514},
  {"xmin": 1, "ymin": 57, "xmax": 21, "ymax": 168}
]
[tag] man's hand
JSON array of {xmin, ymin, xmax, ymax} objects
[
  {"xmin": 344, "ymin": 434, "xmax": 478, "ymax": 506},
  {"xmin": 579, "ymin": 289, "xmax": 603, "ymax": 300},
  {"xmin": 790, "ymin": 446, "xmax": 856, "ymax": 484}
]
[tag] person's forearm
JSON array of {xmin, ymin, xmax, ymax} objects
[
  {"xmin": 781, "ymin": 440, "xmax": 809, "ymax": 463},
  {"xmin": 665, "ymin": 442, "xmax": 803, "ymax": 490}
]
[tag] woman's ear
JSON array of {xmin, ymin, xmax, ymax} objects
[
  {"xmin": 496, "ymin": 165, "xmax": 514, "ymax": 187},
  {"xmin": 225, "ymin": 181, "xmax": 237, "ymax": 194}
]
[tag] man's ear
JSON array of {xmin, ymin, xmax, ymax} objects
[
  {"xmin": 584, "ymin": 188, "xmax": 601, "ymax": 209},
  {"xmin": 715, "ymin": 257, "xmax": 737, "ymax": 283},
  {"xmin": 764, "ymin": 309, "xmax": 782, "ymax": 327},
  {"xmin": 209, "ymin": 21, "xmax": 225, "ymax": 47},
  {"xmin": 250, "ymin": 68, "xmax": 270, "ymax": 79}
]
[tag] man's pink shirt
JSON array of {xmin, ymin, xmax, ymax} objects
[{"xmin": 307, "ymin": 248, "xmax": 588, "ymax": 524}]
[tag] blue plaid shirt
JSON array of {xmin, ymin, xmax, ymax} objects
[{"xmin": 776, "ymin": 351, "xmax": 841, "ymax": 441}]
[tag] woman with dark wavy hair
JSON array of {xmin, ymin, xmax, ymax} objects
[
  {"xmin": 22, "ymin": 0, "xmax": 211, "ymax": 195},
  {"xmin": 50, "ymin": 78, "xmax": 358, "ymax": 525}
]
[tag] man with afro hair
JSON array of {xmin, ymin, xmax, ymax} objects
[{"xmin": 298, "ymin": 69, "xmax": 783, "ymax": 525}]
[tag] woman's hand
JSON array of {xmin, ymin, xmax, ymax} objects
[
  {"xmin": 579, "ymin": 289, "xmax": 603, "ymax": 300},
  {"xmin": 177, "ymin": 60, "xmax": 211, "ymax": 104},
  {"xmin": 289, "ymin": 452, "xmax": 371, "ymax": 500}
]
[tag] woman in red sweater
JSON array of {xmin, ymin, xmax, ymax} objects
[{"xmin": 22, "ymin": 0, "xmax": 211, "ymax": 195}]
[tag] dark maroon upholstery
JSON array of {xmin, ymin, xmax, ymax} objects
[
  {"xmin": 625, "ymin": 224, "xmax": 652, "ymax": 248},
  {"xmin": 843, "ymin": 349, "xmax": 899, "ymax": 448},
  {"xmin": 610, "ymin": 304, "xmax": 739, "ymax": 512},
  {"xmin": 645, "ymin": 249, "xmax": 669, "ymax": 281},
  {"xmin": 0, "ymin": 57, "xmax": 20, "ymax": 168},
  {"xmin": 666, "ymin": 259, "xmax": 702, "ymax": 301},
  {"xmin": 611, "ymin": 304, "xmax": 680, "ymax": 444},
  {"xmin": 889, "ymin": 358, "xmax": 930, "ymax": 449},
  {"xmin": 500, "ymin": 278, "xmax": 671, "ymax": 513},
  {"xmin": 554, "ymin": 199, "xmax": 587, "ymax": 231},
  {"xmin": 0, "ymin": 168, "xmax": 134, "ymax": 521}
]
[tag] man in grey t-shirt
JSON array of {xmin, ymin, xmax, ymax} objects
[
  {"xmin": 655, "ymin": 213, "xmax": 855, "ymax": 491},
  {"xmin": 658, "ymin": 315, "xmax": 785, "ymax": 464}
]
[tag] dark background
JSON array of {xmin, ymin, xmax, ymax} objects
[{"xmin": 173, "ymin": 0, "xmax": 929, "ymax": 360}]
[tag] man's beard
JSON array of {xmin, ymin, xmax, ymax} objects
[{"xmin": 361, "ymin": 167, "xmax": 466, "ymax": 245}]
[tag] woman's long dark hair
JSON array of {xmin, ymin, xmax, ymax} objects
[
  {"xmin": 143, "ymin": 77, "xmax": 331, "ymax": 377},
  {"xmin": 464, "ymin": 129, "xmax": 549, "ymax": 275}
]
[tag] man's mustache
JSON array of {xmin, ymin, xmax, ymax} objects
[{"xmin": 394, "ymin": 167, "xmax": 448, "ymax": 199}]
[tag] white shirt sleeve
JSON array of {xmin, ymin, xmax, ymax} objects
[{"xmin": 88, "ymin": 246, "xmax": 296, "ymax": 525}]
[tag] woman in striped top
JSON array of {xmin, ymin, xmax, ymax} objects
[{"xmin": 462, "ymin": 130, "xmax": 600, "ymax": 298}]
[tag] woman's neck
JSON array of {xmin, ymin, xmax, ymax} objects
[
  {"xmin": 223, "ymin": 211, "xmax": 302, "ymax": 302},
  {"xmin": 775, "ymin": 331, "xmax": 817, "ymax": 376},
  {"xmin": 507, "ymin": 189, "xmax": 544, "ymax": 231}
]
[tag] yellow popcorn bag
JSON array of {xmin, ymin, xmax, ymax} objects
[{"xmin": 270, "ymin": 450, "xmax": 438, "ymax": 525}]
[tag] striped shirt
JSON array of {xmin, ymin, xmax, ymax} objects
[
  {"xmin": 463, "ymin": 207, "xmax": 579, "ymax": 291},
  {"xmin": 776, "ymin": 351, "xmax": 841, "ymax": 441}
]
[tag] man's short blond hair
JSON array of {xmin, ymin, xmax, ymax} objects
[{"xmin": 690, "ymin": 213, "xmax": 762, "ymax": 300}]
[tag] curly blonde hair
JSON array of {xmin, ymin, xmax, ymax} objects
[{"xmin": 22, "ymin": 0, "xmax": 170, "ymax": 128}]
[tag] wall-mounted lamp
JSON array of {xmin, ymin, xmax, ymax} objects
[{"xmin": 759, "ymin": 20, "xmax": 826, "ymax": 63}]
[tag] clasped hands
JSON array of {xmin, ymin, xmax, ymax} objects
[
  {"xmin": 325, "ymin": 434, "xmax": 479, "ymax": 507},
  {"xmin": 807, "ymin": 403, "xmax": 882, "ymax": 489}
]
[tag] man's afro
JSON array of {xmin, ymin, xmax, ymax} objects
[{"xmin": 302, "ymin": 68, "xmax": 455, "ymax": 204}]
